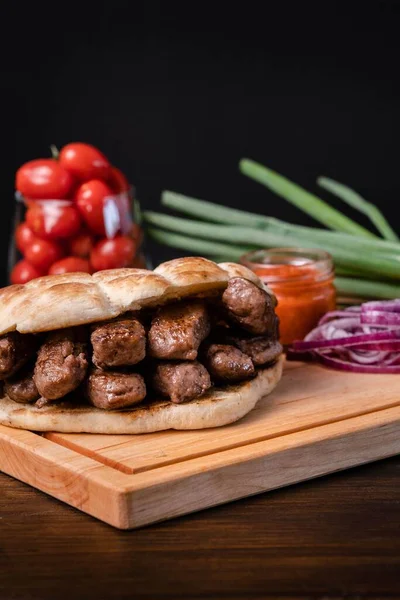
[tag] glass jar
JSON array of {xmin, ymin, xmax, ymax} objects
[
  {"xmin": 240, "ymin": 248, "xmax": 336, "ymax": 345},
  {"xmin": 8, "ymin": 188, "xmax": 150, "ymax": 284}
]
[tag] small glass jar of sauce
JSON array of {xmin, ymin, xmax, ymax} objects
[{"xmin": 240, "ymin": 248, "xmax": 336, "ymax": 345}]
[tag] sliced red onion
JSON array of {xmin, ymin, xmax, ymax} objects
[
  {"xmin": 318, "ymin": 309, "xmax": 361, "ymax": 325},
  {"xmin": 361, "ymin": 311, "xmax": 400, "ymax": 327},
  {"xmin": 292, "ymin": 330, "xmax": 400, "ymax": 352},
  {"xmin": 315, "ymin": 352, "xmax": 400, "ymax": 373},
  {"xmin": 347, "ymin": 350, "xmax": 390, "ymax": 364},
  {"xmin": 289, "ymin": 298, "xmax": 400, "ymax": 373},
  {"xmin": 362, "ymin": 300, "xmax": 400, "ymax": 313},
  {"xmin": 348, "ymin": 340, "xmax": 400, "ymax": 352}
]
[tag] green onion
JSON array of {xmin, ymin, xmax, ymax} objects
[
  {"xmin": 162, "ymin": 191, "xmax": 266, "ymax": 227},
  {"xmin": 147, "ymin": 228, "xmax": 252, "ymax": 260},
  {"xmin": 259, "ymin": 219, "xmax": 400, "ymax": 257},
  {"xmin": 162, "ymin": 191, "xmax": 400, "ymax": 257},
  {"xmin": 144, "ymin": 211, "xmax": 400, "ymax": 280},
  {"xmin": 335, "ymin": 277, "xmax": 400, "ymax": 300},
  {"xmin": 239, "ymin": 159, "xmax": 376, "ymax": 238},
  {"xmin": 335, "ymin": 266, "xmax": 369, "ymax": 278},
  {"xmin": 317, "ymin": 176, "xmax": 399, "ymax": 242}
]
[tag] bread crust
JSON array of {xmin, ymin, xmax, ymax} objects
[{"xmin": 0, "ymin": 258, "xmax": 271, "ymax": 335}]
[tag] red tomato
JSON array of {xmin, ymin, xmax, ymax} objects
[
  {"xmin": 59, "ymin": 143, "xmax": 110, "ymax": 181},
  {"xmin": 107, "ymin": 166, "xmax": 130, "ymax": 193},
  {"xmin": 75, "ymin": 180, "xmax": 114, "ymax": 236},
  {"xmin": 16, "ymin": 159, "xmax": 75, "ymax": 200},
  {"xmin": 69, "ymin": 232, "xmax": 95, "ymax": 258},
  {"xmin": 90, "ymin": 236, "xmax": 136, "ymax": 271},
  {"xmin": 26, "ymin": 203, "xmax": 81, "ymax": 240},
  {"xmin": 49, "ymin": 256, "xmax": 91, "ymax": 275},
  {"xmin": 26, "ymin": 204, "xmax": 81, "ymax": 241},
  {"xmin": 24, "ymin": 239, "xmax": 64, "ymax": 271},
  {"xmin": 10, "ymin": 260, "xmax": 44, "ymax": 285},
  {"xmin": 15, "ymin": 222, "xmax": 38, "ymax": 253}
]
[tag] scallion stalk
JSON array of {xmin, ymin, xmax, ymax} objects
[
  {"xmin": 147, "ymin": 228, "xmax": 252, "ymax": 260},
  {"xmin": 317, "ymin": 176, "xmax": 399, "ymax": 242},
  {"xmin": 335, "ymin": 277, "xmax": 400, "ymax": 300},
  {"xmin": 161, "ymin": 191, "xmax": 266, "ymax": 227},
  {"xmin": 162, "ymin": 191, "xmax": 400, "ymax": 256},
  {"xmin": 144, "ymin": 212, "xmax": 400, "ymax": 280},
  {"xmin": 239, "ymin": 159, "xmax": 376, "ymax": 238}
]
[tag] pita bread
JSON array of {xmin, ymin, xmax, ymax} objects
[
  {"xmin": 0, "ymin": 356, "xmax": 283, "ymax": 434},
  {"xmin": 0, "ymin": 257, "xmax": 271, "ymax": 335},
  {"xmin": 0, "ymin": 257, "xmax": 282, "ymax": 433}
]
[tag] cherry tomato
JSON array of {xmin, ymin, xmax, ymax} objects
[
  {"xmin": 15, "ymin": 222, "xmax": 38, "ymax": 253},
  {"xmin": 10, "ymin": 260, "xmax": 44, "ymax": 285},
  {"xmin": 59, "ymin": 143, "xmax": 110, "ymax": 181},
  {"xmin": 24, "ymin": 239, "xmax": 64, "ymax": 271},
  {"xmin": 90, "ymin": 236, "xmax": 136, "ymax": 271},
  {"xmin": 69, "ymin": 232, "xmax": 95, "ymax": 258},
  {"xmin": 16, "ymin": 159, "xmax": 75, "ymax": 200},
  {"xmin": 75, "ymin": 179, "xmax": 114, "ymax": 236},
  {"xmin": 107, "ymin": 166, "xmax": 130, "ymax": 193},
  {"xmin": 26, "ymin": 203, "xmax": 81, "ymax": 240},
  {"xmin": 49, "ymin": 256, "xmax": 91, "ymax": 275}
]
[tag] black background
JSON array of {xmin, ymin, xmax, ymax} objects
[{"xmin": 2, "ymin": 0, "xmax": 400, "ymax": 284}]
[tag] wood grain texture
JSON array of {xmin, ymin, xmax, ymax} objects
[
  {"xmin": 1, "ymin": 361, "xmax": 400, "ymax": 529},
  {"xmin": 1, "ymin": 458, "xmax": 400, "ymax": 599},
  {"xmin": 47, "ymin": 361, "xmax": 400, "ymax": 473}
]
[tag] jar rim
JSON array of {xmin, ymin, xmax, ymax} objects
[{"xmin": 240, "ymin": 247, "xmax": 334, "ymax": 284}]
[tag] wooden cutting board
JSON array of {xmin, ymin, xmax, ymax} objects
[{"xmin": 1, "ymin": 360, "xmax": 400, "ymax": 529}]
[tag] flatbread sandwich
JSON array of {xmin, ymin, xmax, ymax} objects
[{"xmin": 0, "ymin": 257, "xmax": 283, "ymax": 433}]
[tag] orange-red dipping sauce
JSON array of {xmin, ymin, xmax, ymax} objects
[{"xmin": 240, "ymin": 248, "xmax": 336, "ymax": 345}]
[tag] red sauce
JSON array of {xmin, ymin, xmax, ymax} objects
[{"xmin": 240, "ymin": 248, "xmax": 336, "ymax": 345}]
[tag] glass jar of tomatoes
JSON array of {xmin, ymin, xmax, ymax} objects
[
  {"xmin": 9, "ymin": 143, "xmax": 149, "ymax": 284},
  {"xmin": 240, "ymin": 248, "xmax": 336, "ymax": 345}
]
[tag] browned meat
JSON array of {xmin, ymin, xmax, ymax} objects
[
  {"xmin": 153, "ymin": 361, "xmax": 211, "ymax": 403},
  {"xmin": 0, "ymin": 332, "xmax": 38, "ymax": 380},
  {"xmin": 227, "ymin": 336, "xmax": 283, "ymax": 366},
  {"xmin": 148, "ymin": 301, "xmax": 210, "ymax": 360},
  {"xmin": 204, "ymin": 344, "xmax": 255, "ymax": 382},
  {"xmin": 4, "ymin": 365, "xmax": 39, "ymax": 404},
  {"xmin": 34, "ymin": 329, "xmax": 88, "ymax": 400},
  {"xmin": 222, "ymin": 278, "xmax": 278, "ymax": 336},
  {"xmin": 87, "ymin": 369, "xmax": 146, "ymax": 410},
  {"xmin": 91, "ymin": 318, "xmax": 146, "ymax": 369}
]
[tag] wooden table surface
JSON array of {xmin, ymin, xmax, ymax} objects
[{"xmin": 1, "ymin": 456, "xmax": 399, "ymax": 600}]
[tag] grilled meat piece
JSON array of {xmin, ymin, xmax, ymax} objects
[
  {"xmin": 222, "ymin": 278, "xmax": 278, "ymax": 336},
  {"xmin": 4, "ymin": 364, "xmax": 39, "ymax": 404},
  {"xmin": 91, "ymin": 318, "xmax": 146, "ymax": 369},
  {"xmin": 0, "ymin": 332, "xmax": 38, "ymax": 380},
  {"xmin": 152, "ymin": 361, "xmax": 211, "ymax": 403},
  {"xmin": 148, "ymin": 301, "xmax": 210, "ymax": 360},
  {"xmin": 34, "ymin": 328, "xmax": 88, "ymax": 400},
  {"xmin": 87, "ymin": 368, "xmax": 146, "ymax": 410},
  {"xmin": 204, "ymin": 344, "xmax": 255, "ymax": 382},
  {"xmin": 228, "ymin": 336, "xmax": 283, "ymax": 366}
]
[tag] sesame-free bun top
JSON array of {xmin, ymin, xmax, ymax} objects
[{"xmin": 0, "ymin": 257, "xmax": 272, "ymax": 335}]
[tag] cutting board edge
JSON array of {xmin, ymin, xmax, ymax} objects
[
  {"xmin": 1, "ymin": 404, "xmax": 400, "ymax": 529},
  {"xmin": 120, "ymin": 405, "xmax": 400, "ymax": 528},
  {"xmin": 0, "ymin": 425, "xmax": 131, "ymax": 528}
]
